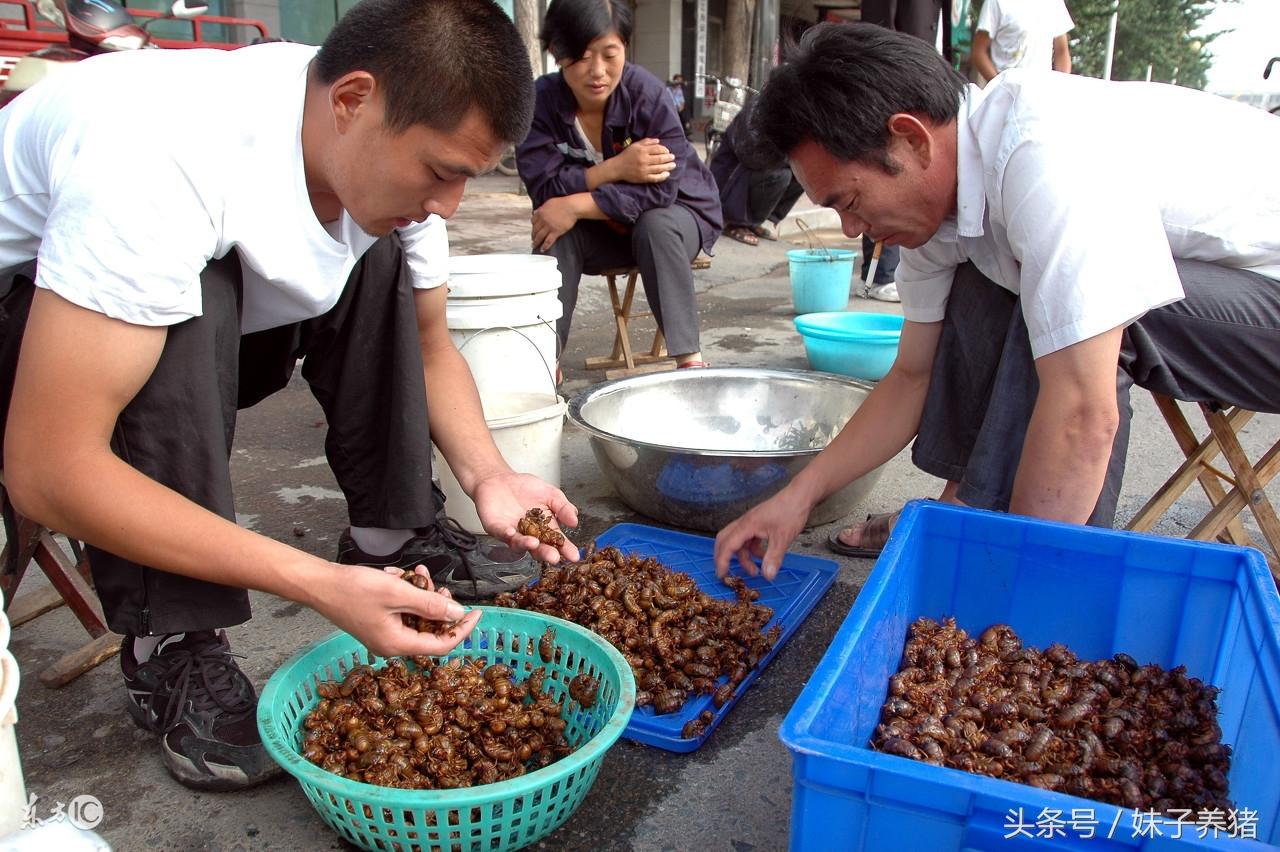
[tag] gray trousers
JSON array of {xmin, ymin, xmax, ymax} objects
[
  {"xmin": 912, "ymin": 259, "xmax": 1280, "ymax": 527},
  {"xmin": 543, "ymin": 204, "xmax": 702, "ymax": 356},
  {"xmin": 0, "ymin": 237, "xmax": 438, "ymax": 635}
]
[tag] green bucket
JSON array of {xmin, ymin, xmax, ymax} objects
[{"xmin": 257, "ymin": 608, "xmax": 636, "ymax": 852}]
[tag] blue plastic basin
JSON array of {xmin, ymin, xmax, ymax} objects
[{"xmin": 793, "ymin": 312, "xmax": 904, "ymax": 381}]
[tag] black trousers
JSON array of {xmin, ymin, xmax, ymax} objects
[
  {"xmin": 0, "ymin": 237, "xmax": 437, "ymax": 635},
  {"xmin": 859, "ymin": 0, "xmax": 943, "ymax": 45},
  {"xmin": 912, "ymin": 260, "xmax": 1280, "ymax": 526},
  {"xmin": 542, "ymin": 205, "xmax": 703, "ymax": 355}
]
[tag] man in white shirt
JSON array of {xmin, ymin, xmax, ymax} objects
[
  {"xmin": 0, "ymin": 0, "xmax": 578, "ymax": 790},
  {"xmin": 713, "ymin": 23, "xmax": 1280, "ymax": 578},
  {"xmin": 972, "ymin": 0, "xmax": 1074, "ymax": 83}
]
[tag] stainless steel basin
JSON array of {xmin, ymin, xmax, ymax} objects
[{"xmin": 567, "ymin": 367, "xmax": 884, "ymax": 532}]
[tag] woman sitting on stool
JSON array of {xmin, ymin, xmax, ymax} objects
[{"xmin": 516, "ymin": 0, "xmax": 723, "ymax": 371}]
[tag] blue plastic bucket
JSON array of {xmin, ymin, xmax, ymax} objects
[{"xmin": 787, "ymin": 249, "xmax": 856, "ymax": 314}]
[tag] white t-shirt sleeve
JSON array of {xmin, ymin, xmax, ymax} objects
[
  {"xmin": 1000, "ymin": 139, "xmax": 1183, "ymax": 358},
  {"xmin": 37, "ymin": 131, "xmax": 217, "ymax": 326},
  {"xmin": 1049, "ymin": 0, "xmax": 1074, "ymax": 36},
  {"xmin": 975, "ymin": 0, "xmax": 1002, "ymax": 35},
  {"xmin": 897, "ymin": 238, "xmax": 965, "ymax": 323},
  {"xmin": 399, "ymin": 214, "xmax": 449, "ymax": 290}
]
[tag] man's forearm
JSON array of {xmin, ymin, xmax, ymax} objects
[
  {"xmin": 785, "ymin": 363, "xmax": 932, "ymax": 511},
  {"xmin": 419, "ymin": 340, "xmax": 512, "ymax": 495},
  {"xmin": 971, "ymin": 34, "xmax": 999, "ymax": 82},
  {"xmin": 1052, "ymin": 36, "xmax": 1072, "ymax": 74},
  {"xmin": 9, "ymin": 451, "xmax": 333, "ymax": 609},
  {"xmin": 1009, "ymin": 402, "xmax": 1116, "ymax": 523}
]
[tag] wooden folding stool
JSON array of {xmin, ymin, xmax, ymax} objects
[
  {"xmin": 583, "ymin": 266, "xmax": 674, "ymax": 379},
  {"xmin": 1125, "ymin": 392, "xmax": 1280, "ymax": 583},
  {"xmin": 0, "ymin": 478, "xmax": 122, "ymax": 687}
]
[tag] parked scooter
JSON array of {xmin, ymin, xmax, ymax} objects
[
  {"xmin": 0, "ymin": 0, "xmax": 207, "ymax": 107},
  {"xmin": 702, "ymin": 74, "xmax": 756, "ymax": 163}
]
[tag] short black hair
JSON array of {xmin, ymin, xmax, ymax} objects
[
  {"xmin": 315, "ymin": 0, "xmax": 534, "ymax": 145},
  {"xmin": 540, "ymin": 0, "xmax": 633, "ymax": 63},
  {"xmin": 751, "ymin": 23, "xmax": 967, "ymax": 171}
]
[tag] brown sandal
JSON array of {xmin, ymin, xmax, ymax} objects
[
  {"xmin": 827, "ymin": 509, "xmax": 899, "ymax": 558},
  {"xmin": 723, "ymin": 225, "xmax": 759, "ymax": 246}
]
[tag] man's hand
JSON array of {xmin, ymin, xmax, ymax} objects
[
  {"xmin": 471, "ymin": 472, "xmax": 581, "ymax": 563},
  {"xmin": 312, "ymin": 564, "xmax": 480, "ymax": 658},
  {"xmin": 607, "ymin": 138, "xmax": 676, "ymax": 184},
  {"xmin": 531, "ymin": 195, "xmax": 580, "ymax": 252},
  {"xmin": 713, "ymin": 485, "xmax": 812, "ymax": 581}
]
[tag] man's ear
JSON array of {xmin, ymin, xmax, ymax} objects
[
  {"xmin": 887, "ymin": 113, "xmax": 933, "ymax": 169},
  {"xmin": 329, "ymin": 71, "xmax": 378, "ymax": 133}
]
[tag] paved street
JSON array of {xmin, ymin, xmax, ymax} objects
[{"xmin": 6, "ymin": 174, "xmax": 1279, "ymax": 851}]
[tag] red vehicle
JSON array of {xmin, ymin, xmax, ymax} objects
[{"xmin": 1, "ymin": 0, "xmax": 270, "ymax": 106}]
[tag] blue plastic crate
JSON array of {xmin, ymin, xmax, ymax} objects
[
  {"xmin": 780, "ymin": 501, "xmax": 1280, "ymax": 851},
  {"xmin": 594, "ymin": 523, "xmax": 839, "ymax": 753}
]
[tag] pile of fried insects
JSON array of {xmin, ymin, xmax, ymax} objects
[
  {"xmin": 497, "ymin": 543, "xmax": 778, "ymax": 739},
  {"xmin": 871, "ymin": 617, "xmax": 1233, "ymax": 813},
  {"xmin": 301, "ymin": 630, "xmax": 598, "ymax": 789}
]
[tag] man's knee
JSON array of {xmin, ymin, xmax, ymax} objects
[{"xmin": 632, "ymin": 207, "xmax": 685, "ymax": 246}]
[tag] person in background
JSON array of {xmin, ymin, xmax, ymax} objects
[
  {"xmin": 0, "ymin": 0, "xmax": 577, "ymax": 791},
  {"xmin": 971, "ymin": 0, "xmax": 1073, "ymax": 83},
  {"xmin": 713, "ymin": 23, "xmax": 1279, "ymax": 575},
  {"xmin": 710, "ymin": 99, "xmax": 805, "ymax": 246},
  {"xmin": 516, "ymin": 0, "xmax": 723, "ymax": 372},
  {"xmin": 854, "ymin": 0, "xmax": 944, "ymax": 301},
  {"xmin": 669, "ymin": 72, "xmax": 692, "ymax": 137}
]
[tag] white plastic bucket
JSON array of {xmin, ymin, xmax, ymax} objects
[
  {"xmin": 434, "ymin": 391, "xmax": 568, "ymax": 534},
  {"xmin": 446, "ymin": 254, "xmax": 563, "ymax": 408},
  {"xmin": 0, "ymin": 589, "xmax": 24, "ymax": 840}
]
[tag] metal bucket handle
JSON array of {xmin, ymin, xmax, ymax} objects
[
  {"xmin": 455, "ymin": 319, "xmax": 558, "ymax": 395},
  {"xmin": 793, "ymin": 218, "xmax": 834, "ymax": 261}
]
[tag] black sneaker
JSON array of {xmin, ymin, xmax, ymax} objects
[
  {"xmin": 336, "ymin": 515, "xmax": 537, "ymax": 601},
  {"xmin": 122, "ymin": 631, "xmax": 281, "ymax": 791}
]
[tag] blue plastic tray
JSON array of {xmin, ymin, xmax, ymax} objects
[
  {"xmin": 781, "ymin": 500, "xmax": 1280, "ymax": 851},
  {"xmin": 593, "ymin": 523, "xmax": 839, "ymax": 753}
]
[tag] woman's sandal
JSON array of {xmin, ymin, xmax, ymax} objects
[
  {"xmin": 723, "ymin": 225, "xmax": 759, "ymax": 246},
  {"xmin": 826, "ymin": 509, "xmax": 899, "ymax": 558},
  {"xmin": 751, "ymin": 224, "xmax": 778, "ymax": 241},
  {"xmin": 677, "ymin": 360, "xmax": 710, "ymax": 369}
]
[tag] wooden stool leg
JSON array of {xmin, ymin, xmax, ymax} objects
[
  {"xmin": 1126, "ymin": 395, "xmax": 1252, "ymax": 545},
  {"xmin": 615, "ymin": 271, "xmax": 641, "ymax": 370},
  {"xmin": 650, "ymin": 327, "xmax": 667, "ymax": 359},
  {"xmin": 603, "ymin": 274, "xmax": 625, "ymax": 362},
  {"xmin": 30, "ymin": 529, "xmax": 107, "ymax": 638},
  {"xmin": 1, "ymin": 484, "xmax": 122, "ymax": 686},
  {"xmin": 1194, "ymin": 406, "xmax": 1280, "ymax": 573}
]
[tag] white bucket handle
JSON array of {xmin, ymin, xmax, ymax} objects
[{"xmin": 456, "ymin": 322, "xmax": 558, "ymax": 395}]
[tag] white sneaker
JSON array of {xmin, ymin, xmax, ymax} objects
[{"xmin": 867, "ymin": 282, "xmax": 900, "ymax": 302}]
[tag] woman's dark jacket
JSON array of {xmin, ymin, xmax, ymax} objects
[{"xmin": 516, "ymin": 62, "xmax": 723, "ymax": 255}]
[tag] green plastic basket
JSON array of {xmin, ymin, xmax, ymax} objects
[{"xmin": 257, "ymin": 607, "xmax": 636, "ymax": 852}]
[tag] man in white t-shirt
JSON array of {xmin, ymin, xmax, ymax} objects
[
  {"xmin": 0, "ymin": 0, "xmax": 580, "ymax": 791},
  {"xmin": 971, "ymin": 0, "xmax": 1073, "ymax": 83},
  {"xmin": 712, "ymin": 23, "xmax": 1280, "ymax": 578}
]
